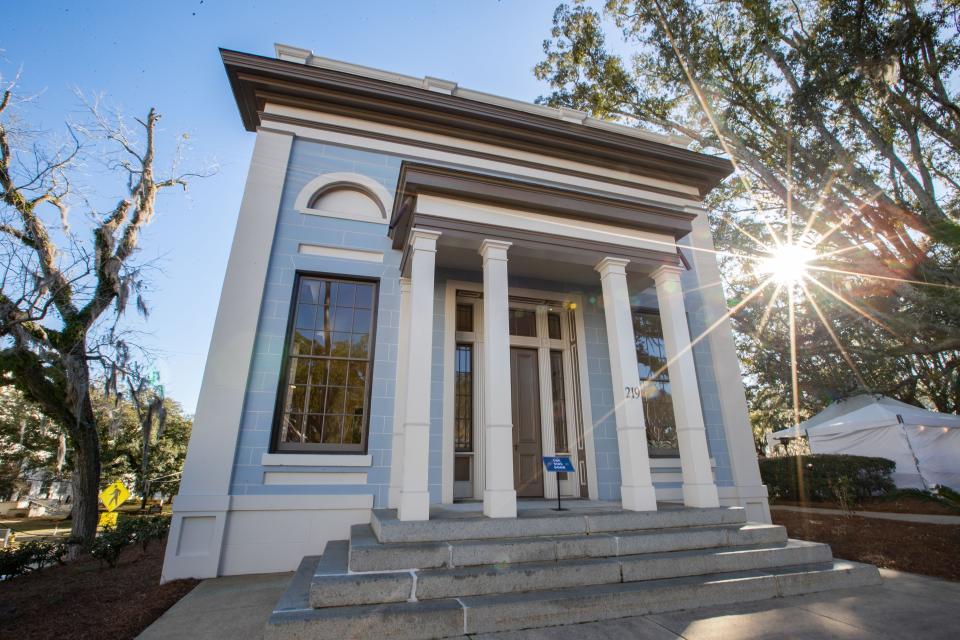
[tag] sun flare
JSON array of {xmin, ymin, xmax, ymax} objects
[{"xmin": 758, "ymin": 244, "xmax": 816, "ymax": 285}]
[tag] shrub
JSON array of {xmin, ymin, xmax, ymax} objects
[
  {"xmin": 90, "ymin": 514, "xmax": 171, "ymax": 567},
  {"xmin": 759, "ymin": 454, "xmax": 895, "ymax": 502},
  {"xmin": 0, "ymin": 539, "xmax": 67, "ymax": 579}
]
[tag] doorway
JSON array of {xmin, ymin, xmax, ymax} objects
[{"xmin": 511, "ymin": 347, "xmax": 544, "ymax": 497}]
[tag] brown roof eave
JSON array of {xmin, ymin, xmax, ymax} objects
[{"xmin": 220, "ymin": 48, "xmax": 734, "ymax": 195}]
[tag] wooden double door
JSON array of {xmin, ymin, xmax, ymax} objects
[{"xmin": 510, "ymin": 347, "xmax": 544, "ymax": 497}]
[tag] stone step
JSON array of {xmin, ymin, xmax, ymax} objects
[
  {"xmin": 313, "ymin": 538, "xmax": 829, "ymax": 607},
  {"xmin": 349, "ymin": 522, "xmax": 787, "ymax": 572},
  {"xmin": 369, "ymin": 506, "xmax": 747, "ymax": 544},
  {"xmin": 265, "ymin": 559, "xmax": 882, "ymax": 640},
  {"xmin": 413, "ymin": 539, "xmax": 830, "ymax": 601}
]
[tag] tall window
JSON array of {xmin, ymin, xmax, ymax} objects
[
  {"xmin": 275, "ymin": 275, "xmax": 377, "ymax": 452},
  {"xmin": 549, "ymin": 350, "xmax": 569, "ymax": 452},
  {"xmin": 632, "ymin": 309, "xmax": 678, "ymax": 453},
  {"xmin": 454, "ymin": 344, "xmax": 473, "ymax": 452}
]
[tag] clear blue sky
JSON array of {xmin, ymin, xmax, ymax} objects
[{"xmin": 5, "ymin": 0, "xmax": 568, "ymax": 413}]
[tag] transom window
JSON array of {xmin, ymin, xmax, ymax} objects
[
  {"xmin": 274, "ymin": 275, "xmax": 377, "ymax": 452},
  {"xmin": 632, "ymin": 309, "xmax": 678, "ymax": 454}
]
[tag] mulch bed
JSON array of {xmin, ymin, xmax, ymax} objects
[
  {"xmin": 0, "ymin": 536, "xmax": 198, "ymax": 640},
  {"xmin": 772, "ymin": 494, "xmax": 960, "ymax": 515},
  {"xmin": 772, "ymin": 509, "xmax": 960, "ymax": 581}
]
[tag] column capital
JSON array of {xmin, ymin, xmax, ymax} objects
[
  {"xmin": 594, "ymin": 256, "xmax": 630, "ymax": 276},
  {"xmin": 399, "ymin": 276, "xmax": 412, "ymax": 292},
  {"xmin": 479, "ymin": 239, "xmax": 512, "ymax": 260},
  {"xmin": 409, "ymin": 228, "xmax": 442, "ymax": 251},
  {"xmin": 650, "ymin": 264, "xmax": 685, "ymax": 284}
]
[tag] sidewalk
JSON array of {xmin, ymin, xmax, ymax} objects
[
  {"xmin": 770, "ymin": 504, "xmax": 960, "ymax": 525},
  {"xmin": 139, "ymin": 568, "xmax": 960, "ymax": 639}
]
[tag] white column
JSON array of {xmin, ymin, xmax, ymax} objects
[
  {"xmin": 652, "ymin": 265, "xmax": 720, "ymax": 508},
  {"xmin": 398, "ymin": 230, "xmax": 441, "ymax": 521},
  {"xmin": 163, "ymin": 129, "xmax": 292, "ymax": 582},
  {"xmin": 595, "ymin": 257, "xmax": 658, "ymax": 512},
  {"xmin": 388, "ymin": 277, "xmax": 412, "ymax": 509},
  {"xmin": 689, "ymin": 212, "xmax": 770, "ymax": 521},
  {"xmin": 479, "ymin": 239, "xmax": 517, "ymax": 519}
]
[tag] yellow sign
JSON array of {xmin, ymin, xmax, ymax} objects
[
  {"xmin": 98, "ymin": 511, "xmax": 119, "ymax": 528},
  {"xmin": 99, "ymin": 481, "xmax": 130, "ymax": 512}
]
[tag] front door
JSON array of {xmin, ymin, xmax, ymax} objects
[{"xmin": 511, "ymin": 347, "xmax": 544, "ymax": 497}]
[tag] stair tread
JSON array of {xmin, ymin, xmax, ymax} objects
[{"xmin": 268, "ymin": 560, "xmax": 882, "ymax": 639}]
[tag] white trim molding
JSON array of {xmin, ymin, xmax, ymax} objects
[
  {"xmin": 294, "ymin": 171, "xmax": 393, "ymax": 224},
  {"xmin": 260, "ymin": 453, "xmax": 372, "ymax": 467},
  {"xmin": 297, "ymin": 243, "xmax": 384, "ymax": 263}
]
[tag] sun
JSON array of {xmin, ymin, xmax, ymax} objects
[{"xmin": 757, "ymin": 244, "xmax": 816, "ymax": 285}]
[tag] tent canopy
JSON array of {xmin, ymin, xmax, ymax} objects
[{"xmin": 767, "ymin": 394, "xmax": 960, "ymax": 490}]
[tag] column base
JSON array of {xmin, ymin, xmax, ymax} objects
[
  {"xmin": 483, "ymin": 489, "xmax": 517, "ymax": 518},
  {"xmin": 387, "ymin": 485, "xmax": 402, "ymax": 510},
  {"xmin": 620, "ymin": 484, "xmax": 658, "ymax": 512},
  {"xmin": 398, "ymin": 490, "xmax": 430, "ymax": 521},
  {"xmin": 683, "ymin": 482, "xmax": 720, "ymax": 508}
]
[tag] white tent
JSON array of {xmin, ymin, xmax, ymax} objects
[{"xmin": 767, "ymin": 394, "xmax": 960, "ymax": 490}]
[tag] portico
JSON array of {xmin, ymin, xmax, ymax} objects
[{"xmin": 387, "ymin": 161, "xmax": 720, "ymax": 521}]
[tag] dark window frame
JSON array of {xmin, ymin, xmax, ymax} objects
[{"xmin": 270, "ymin": 271, "xmax": 380, "ymax": 454}]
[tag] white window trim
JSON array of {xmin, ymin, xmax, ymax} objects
[
  {"xmin": 260, "ymin": 453, "xmax": 372, "ymax": 467},
  {"xmin": 293, "ymin": 171, "xmax": 394, "ymax": 224}
]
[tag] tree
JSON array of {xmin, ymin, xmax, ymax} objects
[
  {"xmin": 0, "ymin": 82, "xmax": 201, "ymax": 550},
  {"xmin": 0, "ymin": 386, "xmax": 63, "ymax": 500},
  {"xmin": 96, "ymin": 389, "xmax": 191, "ymax": 504},
  {"xmin": 535, "ymin": 0, "xmax": 960, "ymax": 425}
]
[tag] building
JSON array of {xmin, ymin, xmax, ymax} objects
[{"xmin": 162, "ymin": 44, "xmax": 772, "ymax": 581}]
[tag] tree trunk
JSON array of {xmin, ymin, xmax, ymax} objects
[
  {"xmin": 62, "ymin": 346, "xmax": 101, "ymax": 554},
  {"xmin": 69, "ymin": 425, "xmax": 100, "ymax": 552}
]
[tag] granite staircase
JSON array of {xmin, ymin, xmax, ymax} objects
[{"xmin": 265, "ymin": 506, "xmax": 880, "ymax": 639}]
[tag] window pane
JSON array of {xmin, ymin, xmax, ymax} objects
[
  {"xmin": 281, "ymin": 413, "xmax": 303, "ymax": 444},
  {"xmin": 547, "ymin": 312, "xmax": 562, "ymax": 340},
  {"xmin": 354, "ymin": 283, "xmax": 374, "ymax": 309},
  {"xmin": 332, "ymin": 282, "xmax": 355, "ymax": 307},
  {"xmin": 307, "ymin": 386, "xmax": 326, "ymax": 414},
  {"xmin": 344, "ymin": 386, "xmax": 365, "ymax": 417},
  {"xmin": 632, "ymin": 309, "xmax": 678, "ymax": 450},
  {"xmin": 347, "ymin": 362, "xmax": 367, "ymax": 388},
  {"xmin": 330, "ymin": 332, "xmax": 352, "ymax": 357},
  {"xmin": 455, "ymin": 344, "xmax": 473, "ymax": 452},
  {"xmin": 296, "ymin": 304, "xmax": 317, "ymax": 329},
  {"xmin": 321, "ymin": 415, "xmax": 343, "ymax": 444},
  {"xmin": 300, "ymin": 279, "xmax": 325, "ymax": 305},
  {"xmin": 550, "ymin": 351, "xmax": 569, "ymax": 452},
  {"xmin": 276, "ymin": 276, "xmax": 376, "ymax": 451},
  {"xmin": 456, "ymin": 304, "xmax": 473, "ymax": 332},
  {"xmin": 332, "ymin": 306, "xmax": 353, "ymax": 332},
  {"xmin": 350, "ymin": 333, "xmax": 369, "ymax": 359},
  {"xmin": 633, "ymin": 311, "xmax": 669, "ymax": 381},
  {"xmin": 509, "ymin": 309, "xmax": 537, "ymax": 337},
  {"xmin": 344, "ymin": 416, "xmax": 363, "ymax": 444},
  {"xmin": 304, "ymin": 414, "xmax": 324, "ymax": 443},
  {"xmin": 353, "ymin": 308, "xmax": 372, "ymax": 334}
]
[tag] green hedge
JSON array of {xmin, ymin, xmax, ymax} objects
[
  {"xmin": 0, "ymin": 540, "xmax": 67, "ymax": 579},
  {"xmin": 759, "ymin": 454, "xmax": 896, "ymax": 502}
]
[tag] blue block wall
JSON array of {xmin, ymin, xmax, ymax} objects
[{"xmin": 228, "ymin": 137, "xmax": 735, "ymax": 507}]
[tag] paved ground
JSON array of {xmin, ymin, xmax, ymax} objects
[
  {"xmin": 770, "ymin": 504, "xmax": 960, "ymax": 525},
  {"xmin": 139, "ymin": 568, "xmax": 960, "ymax": 639}
]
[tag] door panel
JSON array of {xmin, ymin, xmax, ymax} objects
[{"xmin": 511, "ymin": 347, "xmax": 544, "ymax": 497}]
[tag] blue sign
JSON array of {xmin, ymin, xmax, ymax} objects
[{"xmin": 542, "ymin": 456, "xmax": 575, "ymax": 473}]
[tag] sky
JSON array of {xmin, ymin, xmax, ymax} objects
[{"xmin": 5, "ymin": 0, "xmax": 572, "ymax": 413}]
